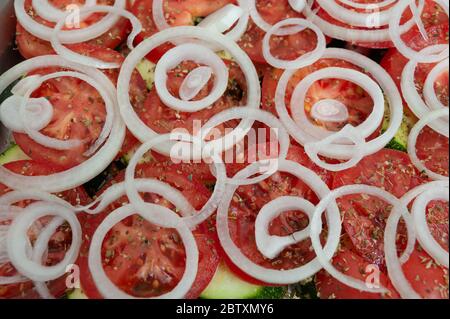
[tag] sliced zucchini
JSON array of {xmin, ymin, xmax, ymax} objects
[
  {"xmin": 136, "ymin": 59, "xmax": 156, "ymax": 90},
  {"xmin": 67, "ymin": 288, "xmax": 88, "ymax": 299},
  {"xmin": 382, "ymin": 103, "xmax": 416, "ymax": 152},
  {"xmin": 0, "ymin": 144, "xmax": 29, "ymax": 165},
  {"xmin": 200, "ymin": 263, "xmax": 286, "ymax": 299}
]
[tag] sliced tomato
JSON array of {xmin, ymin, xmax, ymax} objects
[
  {"xmin": 222, "ymin": 145, "xmax": 334, "ymax": 283},
  {"xmin": 13, "ymin": 44, "xmax": 147, "ymax": 169},
  {"xmin": 135, "ymin": 59, "xmax": 245, "ymax": 135},
  {"xmin": 316, "ymin": 237, "xmax": 400, "ymax": 299},
  {"xmin": 402, "ymin": 246, "xmax": 449, "ymax": 299},
  {"xmin": 0, "ymin": 160, "xmax": 90, "ymax": 299},
  {"xmin": 332, "ymin": 149, "xmax": 427, "ymax": 270},
  {"xmin": 262, "ymin": 59, "xmax": 382, "ymax": 140},
  {"xmin": 380, "ymin": 23, "xmax": 449, "ymax": 118},
  {"xmin": 415, "ymin": 125, "xmax": 449, "ymax": 179},
  {"xmin": 314, "ymin": 0, "xmax": 448, "ymax": 49},
  {"xmin": 77, "ymin": 162, "xmax": 220, "ymax": 299},
  {"xmin": 16, "ymin": 0, "xmax": 130, "ymax": 59}
]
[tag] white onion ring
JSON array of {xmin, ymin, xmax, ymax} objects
[
  {"xmin": 389, "ymin": 0, "xmax": 449, "ymax": 63},
  {"xmin": 310, "ymin": 99, "xmax": 349, "ymax": 123},
  {"xmin": 262, "ymin": 18, "xmax": 326, "ymax": 70},
  {"xmin": 412, "ymin": 188, "xmax": 449, "ymax": 268},
  {"xmin": 88, "ymin": 203, "xmax": 198, "ymax": 299},
  {"xmin": 310, "ymin": 184, "xmax": 410, "ymax": 293},
  {"xmin": 424, "ymin": 58, "xmax": 449, "ymax": 110},
  {"xmin": 290, "ymin": 67, "xmax": 385, "ymax": 141},
  {"xmin": 339, "ymin": 0, "xmax": 396, "ymax": 9},
  {"xmin": 117, "ymin": 26, "xmax": 260, "ymax": 160},
  {"xmin": 408, "ymin": 108, "xmax": 449, "ymax": 180},
  {"xmin": 275, "ymin": 48, "xmax": 403, "ymax": 161},
  {"xmin": 6, "ymin": 201, "xmax": 81, "ymax": 282},
  {"xmin": 216, "ymin": 159, "xmax": 341, "ymax": 284},
  {"xmin": 289, "ymin": 0, "xmax": 306, "ymax": 12},
  {"xmin": 255, "ymin": 196, "xmax": 315, "ymax": 259},
  {"xmin": 14, "ymin": 0, "xmax": 126, "ymax": 43},
  {"xmin": 51, "ymin": 5, "xmax": 142, "ymax": 69},
  {"xmin": 154, "ymin": 43, "xmax": 229, "ymax": 112},
  {"xmin": 179, "ymin": 66, "xmax": 213, "ymax": 101},
  {"xmin": 401, "ymin": 45, "xmax": 449, "ymax": 136},
  {"xmin": 0, "ymin": 55, "xmax": 125, "ymax": 193},
  {"xmin": 303, "ymin": 0, "xmax": 424, "ymax": 43}
]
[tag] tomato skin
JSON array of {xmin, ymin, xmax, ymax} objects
[
  {"xmin": 77, "ymin": 162, "xmax": 220, "ymax": 299},
  {"xmin": 16, "ymin": 0, "xmax": 131, "ymax": 59},
  {"xmin": 0, "ymin": 160, "xmax": 90, "ymax": 299}
]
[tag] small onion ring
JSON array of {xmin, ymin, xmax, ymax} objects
[
  {"xmin": 262, "ymin": 18, "xmax": 326, "ymax": 69},
  {"xmin": 423, "ymin": 58, "xmax": 449, "ymax": 111},
  {"xmin": 154, "ymin": 43, "xmax": 229, "ymax": 113}
]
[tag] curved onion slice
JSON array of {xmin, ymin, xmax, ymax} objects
[
  {"xmin": 389, "ymin": 0, "xmax": 449, "ymax": 63},
  {"xmin": 408, "ymin": 108, "xmax": 449, "ymax": 180},
  {"xmin": 198, "ymin": 4, "xmax": 243, "ymax": 34},
  {"xmin": 88, "ymin": 203, "xmax": 198, "ymax": 299},
  {"xmin": 255, "ymin": 196, "xmax": 315, "ymax": 259},
  {"xmin": 401, "ymin": 45, "xmax": 449, "ymax": 136},
  {"xmin": 117, "ymin": 26, "xmax": 260, "ymax": 160},
  {"xmin": 198, "ymin": 107, "xmax": 291, "ymax": 185},
  {"xmin": 32, "ymin": 0, "xmax": 97, "ymax": 23},
  {"xmin": 125, "ymin": 134, "xmax": 226, "ymax": 229},
  {"xmin": 311, "ymin": 99, "xmax": 349, "ymax": 123},
  {"xmin": 304, "ymin": 125, "xmax": 366, "ymax": 172},
  {"xmin": 385, "ymin": 180, "xmax": 449, "ymax": 299},
  {"xmin": 0, "ymin": 55, "xmax": 125, "ymax": 193},
  {"xmin": 423, "ymin": 58, "xmax": 449, "ymax": 111},
  {"xmin": 275, "ymin": 48, "xmax": 403, "ymax": 161},
  {"xmin": 51, "ymin": 5, "xmax": 142, "ymax": 69},
  {"xmin": 289, "ymin": 0, "xmax": 306, "ymax": 12},
  {"xmin": 179, "ymin": 66, "xmax": 213, "ymax": 101},
  {"xmin": 310, "ymin": 184, "xmax": 410, "ymax": 294},
  {"xmin": 14, "ymin": 0, "xmax": 126, "ymax": 43},
  {"xmin": 154, "ymin": 43, "xmax": 229, "ymax": 112},
  {"xmin": 290, "ymin": 67, "xmax": 385, "ymax": 141},
  {"xmin": 0, "ymin": 95, "xmax": 53, "ymax": 133},
  {"xmin": 262, "ymin": 18, "xmax": 326, "ymax": 69},
  {"xmin": 303, "ymin": 0, "xmax": 424, "ymax": 43},
  {"xmin": 216, "ymin": 159, "xmax": 341, "ymax": 284},
  {"xmin": 412, "ymin": 188, "xmax": 449, "ymax": 268},
  {"xmin": 6, "ymin": 201, "xmax": 81, "ymax": 282}
]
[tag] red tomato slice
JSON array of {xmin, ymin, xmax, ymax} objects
[
  {"xmin": 380, "ymin": 23, "xmax": 449, "ymax": 118},
  {"xmin": 13, "ymin": 44, "xmax": 147, "ymax": 169},
  {"xmin": 313, "ymin": 0, "xmax": 448, "ymax": 49},
  {"xmin": 77, "ymin": 162, "xmax": 220, "ymax": 299},
  {"xmin": 402, "ymin": 245, "xmax": 449, "ymax": 299},
  {"xmin": 221, "ymin": 145, "xmax": 334, "ymax": 283},
  {"xmin": 332, "ymin": 149, "xmax": 427, "ymax": 270},
  {"xmin": 415, "ymin": 125, "xmax": 449, "ymax": 179},
  {"xmin": 16, "ymin": 0, "xmax": 131, "ymax": 59},
  {"xmin": 0, "ymin": 160, "xmax": 90, "ymax": 299},
  {"xmin": 316, "ymin": 237, "xmax": 400, "ymax": 299},
  {"xmin": 262, "ymin": 59, "xmax": 382, "ymax": 140},
  {"xmin": 135, "ymin": 59, "xmax": 245, "ymax": 135}
]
